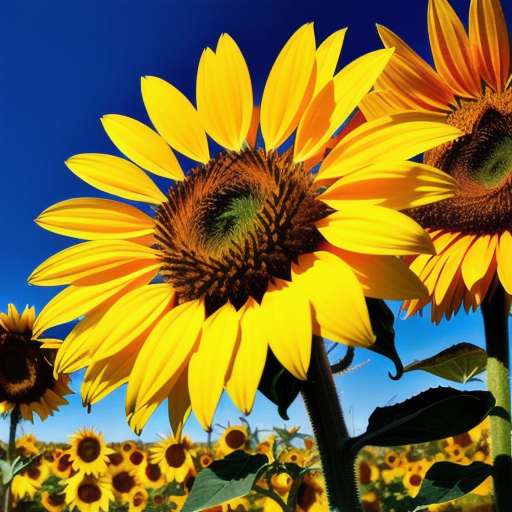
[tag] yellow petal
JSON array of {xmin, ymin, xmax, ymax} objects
[
  {"xmin": 496, "ymin": 231, "xmax": 512, "ymax": 294},
  {"xmin": 434, "ymin": 239, "xmax": 471, "ymax": 304},
  {"xmin": 65, "ymin": 154, "xmax": 167, "ymax": 204},
  {"xmin": 469, "ymin": 0, "xmax": 510, "ymax": 92},
  {"xmin": 126, "ymin": 300, "xmax": 204, "ymax": 418},
  {"xmin": 358, "ymin": 89, "xmax": 411, "ymax": 121},
  {"xmin": 294, "ymin": 48, "xmax": 394, "ymax": 162},
  {"xmin": 260, "ymin": 24, "xmax": 316, "ymax": 150},
  {"xmin": 89, "ymin": 284, "xmax": 174, "ymax": 359},
  {"xmin": 29, "ymin": 240, "xmax": 160, "ymax": 287},
  {"xmin": 225, "ymin": 298, "xmax": 267, "ymax": 415},
  {"xmin": 32, "ymin": 266, "xmax": 157, "ymax": 338},
  {"xmin": 197, "ymin": 34, "xmax": 253, "ymax": 150},
  {"xmin": 141, "ymin": 76, "xmax": 209, "ymax": 163},
  {"xmin": 319, "ymin": 161, "xmax": 457, "ymax": 210},
  {"xmin": 292, "ymin": 251, "xmax": 375, "ymax": 347},
  {"xmin": 428, "ymin": 0, "xmax": 481, "ymax": 98},
  {"xmin": 189, "ymin": 302, "xmax": 240, "ymax": 430},
  {"xmin": 317, "ymin": 111, "xmax": 462, "ymax": 182},
  {"xmin": 461, "ymin": 235, "xmax": 495, "ymax": 291},
  {"xmin": 128, "ymin": 405, "xmax": 160, "ymax": 436},
  {"xmin": 326, "ymin": 244, "xmax": 427, "ymax": 300},
  {"xmin": 313, "ymin": 28, "xmax": 346, "ymax": 97},
  {"xmin": 168, "ymin": 367, "xmax": 191, "ymax": 440},
  {"xmin": 376, "ymin": 25, "xmax": 456, "ymax": 111},
  {"xmin": 259, "ymin": 280, "xmax": 311, "ymax": 381},
  {"xmin": 316, "ymin": 205, "xmax": 435, "ymax": 256},
  {"xmin": 101, "ymin": 114, "xmax": 184, "ymax": 181},
  {"xmin": 35, "ymin": 198, "xmax": 155, "ymax": 240}
]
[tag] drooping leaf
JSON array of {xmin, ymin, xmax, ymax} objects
[
  {"xmin": 257, "ymin": 349, "xmax": 302, "ymax": 420},
  {"xmin": 404, "ymin": 342, "xmax": 487, "ymax": 384},
  {"xmin": 365, "ymin": 298, "xmax": 403, "ymax": 380},
  {"xmin": 413, "ymin": 461, "xmax": 493, "ymax": 509},
  {"xmin": 0, "ymin": 459, "xmax": 12, "ymax": 485},
  {"xmin": 347, "ymin": 387, "xmax": 495, "ymax": 453},
  {"xmin": 182, "ymin": 451, "xmax": 268, "ymax": 512}
]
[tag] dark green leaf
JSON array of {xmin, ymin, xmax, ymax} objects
[
  {"xmin": 257, "ymin": 349, "xmax": 302, "ymax": 420},
  {"xmin": 404, "ymin": 343, "xmax": 487, "ymax": 384},
  {"xmin": 413, "ymin": 461, "xmax": 493, "ymax": 509},
  {"xmin": 182, "ymin": 451, "xmax": 268, "ymax": 512},
  {"xmin": 347, "ymin": 387, "xmax": 495, "ymax": 452},
  {"xmin": 365, "ymin": 298, "xmax": 403, "ymax": 380}
]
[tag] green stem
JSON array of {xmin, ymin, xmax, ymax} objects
[
  {"xmin": 300, "ymin": 336, "xmax": 361, "ymax": 512},
  {"xmin": 481, "ymin": 282, "xmax": 511, "ymax": 512},
  {"xmin": 4, "ymin": 405, "xmax": 21, "ymax": 512}
]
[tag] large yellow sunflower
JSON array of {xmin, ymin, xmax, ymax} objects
[
  {"xmin": 0, "ymin": 304, "xmax": 72, "ymax": 422},
  {"xmin": 360, "ymin": 0, "xmax": 511, "ymax": 323},
  {"xmin": 29, "ymin": 24, "xmax": 461, "ymax": 432},
  {"xmin": 63, "ymin": 472, "xmax": 114, "ymax": 512},
  {"xmin": 68, "ymin": 426, "xmax": 114, "ymax": 476}
]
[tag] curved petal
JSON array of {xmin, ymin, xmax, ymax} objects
[
  {"xmin": 260, "ymin": 24, "xmax": 317, "ymax": 150},
  {"xmin": 324, "ymin": 243, "xmax": 427, "ymax": 300},
  {"xmin": 295, "ymin": 48, "xmax": 394, "ymax": 162},
  {"xmin": 189, "ymin": 302, "xmax": 240, "ymax": 430},
  {"xmin": 29, "ymin": 240, "xmax": 160, "ymax": 287},
  {"xmin": 319, "ymin": 161, "xmax": 457, "ymax": 211},
  {"xmin": 167, "ymin": 367, "xmax": 191, "ymax": 440},
  {"xmin": 225, "ymin": 298, "xmax": 268, "ymax": 415},
  {"xmin": 141, "ymin": 76, "xmax": 209, "ymax": 163},
  {"xmin": 469, "ymin": 0, "xmax": 510, "ymax": 92},
  {"xmin": 35, "ymin": 198, "xmax": 155, "ymax": 240},
  {"xmin": 317, "ymin": 111, "xmax": 462, "ymax": 182},
  {"xmin": 313, "ymin": 28, "xmax": 346, "ymax": 97},
  {"xmin": 101, "ymin": 115, "xmax": 184, "ymax": 181},
  {"xmin": 316, "ymin": 205, "xmax": 435, "ymax": 256},
  {"xmin": 65, "ymin": 154, "xmax": 167, "ymax": 204},
  {"xmin": 358, "ymin": 89, "xmax": 411, "ymax": 121},
  {"xmin": 496, "ymin": 231, "xmax": 512, "ymax": 294},
  {"xmin": 126, "ymin": 300, "xmax": 204, "ymax": 421},
  {"xmin": 292, "ymin": 251, "xmax": 375, "ymax": 347},
  {"xmin": 461, "ymin": 234, "xmax": 496, "ymax": 291},
  {"xmin": 428, "ymin": 0, "xmax": 481, "ymax": 98},
  {"xmin": 260, "ymin": 279, "xmax": 312, "ymax": 381},
  {"xmin": 197, "ymin": 34, "xmax": 253, "ymax": 150}
]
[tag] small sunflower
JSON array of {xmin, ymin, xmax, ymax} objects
[
  {"xmin": 15, "ymin": 433, "xmax": 39, "ymax": 457},
  {"xmin": 357, "ymin": 458, "xmax": 380, "ymax": 487},
  {"xmin": 108, "ymin": 459, "xmax": 140, "ymax": 501},
  {"xmin": 0, "ymin": 304, "xmax": 72, "ymax": 422},
  {"xmin": 360, "ymin": 0, "xmax": 511, "ymax": 322},
  {"xmin": 10, "ymin": 459, "xmax": 51, "ymax": 500},
  {"xmin": 68, "ymin": 426, "xmax": 114, "ymax": 476},
  {"xmin": 149, "ymin": 434, "xmax": 196, "ymax": 484},
  {"xmin": 216, "ymin": 425, "xmax": 251, "ymax": 457},
  {"xmin": 402, "ymin": 460, "xmax": 433, "ymax": 498},
  {"xmin": 127, "ymin": 486, "xmax": 149, "ymax": 512},
  {"xmin": 41, "ymin": 491, "xmax": 67, "ymax": 512},
  {"xmin": 296, "ymin": 472, "xmax": 327, "ymax": 512},
  {"xmin": 48, "ymin": 449, "xmax": 76, "ymax": 479},
  {"xmin": 199, "ymin": 452, "xmax": 214, "ymax": 469},
  {"xmin": 134, "ymin": 455, "xmax": 166, "ymax": 489},
  {"xmin": 63, "ymin": 472, "xmax": 114, "ymax": 512},
  {"xmin": 30, "ymin": 24, "xmax": 461, "ymax": 432}
]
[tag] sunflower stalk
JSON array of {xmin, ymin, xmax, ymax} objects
[
  {"xmin": 300, "ymin": 336, "xmax": 362, "ymax": 512},
  {"xmin": 3, "ymin": 405, "xmax": 21, "ymax": 512},
  {"xmin": 481, "ymin": 283, "xmax": 512, "ymax": 512}
]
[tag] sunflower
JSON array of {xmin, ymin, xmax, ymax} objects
[
  {"xmin": 41, "ymin": 491, "xmax": 67, "ymax": 512},
  {"xmin": 126, "ymin": 486, "xmax": 149, "ymax": 512},
  {"xmin": 15, "ymin": 433, "xmax": 39, "ymax": 457},
  {"xmin": 68, "ymin": 426, "xmax": 114, "ymax": 476},
  {"xmin": 216, "ymin": 425, "xmax": 251, "ymax": 457},
  {"xmin": 360, "ymin": 0, "xmax": 511, "ymax": 322},
  {"xmin": 63, "ymin": 472, "xmax": 114, "ymax": 512},
  {"xmin": 0, "ymin": 304, "xmax": 72, "ymax": 422},
  {"xmin": 402, "ymin": 460, "xmax": 433, "ymax": 498},
  {"xmin": 30, "ymin": 24, "xmax": 461, "ymax": 432},
  {"xmin": 10, "ymin": 459, "xmax": 51, "ymax": 500},
  {"xmin": 107, "ymin": 459, "xmax": 140, "ymax": 502},
  {"xmin": 149, "ymin": 434, "xmax": 196, "ymax": 484},
  {"xmin": 48, "ymin": 449, "xmax": 76, "ymax": 479},
  {"xmin": 133, "ymin": 454, "xmax": 166, "ymax": 489},
  {"xmin": 296, "ymin": 472, "xmax": 328, "ymax": 512}
]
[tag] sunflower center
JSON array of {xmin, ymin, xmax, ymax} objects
[
  {"xmin": 78, "ymin": 483, "xmax": 102, "ymax": 504},
  {"xmin": 130, "ymin": 451, "xmax": 144, "ymax": 465},
  {"xmin": 154, "ymin": 148, "xmax": 329, "ymax": 317},
  {"xmin": 133, "ymin": 491, "xmax": 145, "ymax": 507},
  {"xmin": 408, "ymin": 89, "xmax": 512, "ymax": 235},
  {"xmin": 165, "ymin": 444, "xmax": 187, "ymax": 468},
  {"xmin": 77, "ymin": 437, "xmax": 101, "ymax": 463},
  {"xmin": 146, "ymin": 462, "xmax": 162, "ymax": 481},
  {"xmin": 225, "ymin": 429, "xmax": 247, "ymax": 450},
  {"xmin": 113, "ymin": 471, "xmax": 135, "ymax": 494},
  {"xmin": 58, "ymin": 454, "xmax": 73, "ymax": 472},
  {"xmin": 48, "ymin": 493, "xmax": 66, "ymax": 506}
]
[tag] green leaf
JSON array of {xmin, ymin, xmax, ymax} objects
[
  {"xmin": 365, "ymin": 298, "xmax": 403, "ymax": 380},
  {"xmin": 413, "ymin": 461, "xmax": 493, "ymax": 509},
  {"xmin": 347, "ymin": 387, "xmax": 495, "ymax": 452},
  {"xmin": 257, "ymin": 349, "xmax": 302, "ymax": 420},
  {"xmin": 404, "ymin": 342, "xmax": 487, "ymax": 384},
  {"xmin": 0, "ymin": 459, "xmax": 12, "ymax": 485},
  {"xmin": 182, "ymin": 451, "xmax": 268, "ymax": 512}
]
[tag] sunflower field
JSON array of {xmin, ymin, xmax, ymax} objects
[{"xmin": 0, "ymin": 418, "xmax": 494, "ymax": 512}]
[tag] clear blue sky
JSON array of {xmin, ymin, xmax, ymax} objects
[{"xmin": 1, "ymin": 1, "xmax": 510, "ymax": 445}]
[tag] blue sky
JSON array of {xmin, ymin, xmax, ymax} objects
[{"xmin": 1, "ymin": 1, "xmax": 510, "ymax": 445}]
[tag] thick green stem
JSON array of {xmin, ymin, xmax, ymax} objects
[
  {"xmin": 4, "ymin": 405, "xmax": 21, "ymax": 512},
  {"xmin": 300, "ymin": 336, "xmax": 361, "ymax": 512},
  {"xmin": 481, "ymin": 283, "xmax": 511, "ymax": 512}
]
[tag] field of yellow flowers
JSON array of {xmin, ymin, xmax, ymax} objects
[{"xmin": 0, "ymin": 418, "xmax": 494, "ymax": 512}]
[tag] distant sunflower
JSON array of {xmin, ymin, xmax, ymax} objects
[
  {"xmin": 30, "ymin": 24, "xmax": 461, "ymax": 431},
  {"xmin": 150, "ymin": 434, "xmax": 196, "ymax": 484},
  {"xmin": 63, "ymin": 472, "xmax": 114, "ymax": 512},
  {"xmin": 68, "ymin": 426, "xmax": 114, "ymax": 476},
  {"xmin": 108, "ymin": 460, "xmax": 140, "ymax": 501},
  {"xmin": 127, "ymin": 486, "xmax": 149, "ymax": 512},
  {"xmin": 0, "ymin": 304, "xmax": 72, "ymax": 422},
  {"xmin": 134, "ymin": 455, "xmax": 166, "ymax": 489},
  {"xmin": 216, "ymin": 425, "xmax": 250, "ymax": 457},
  {"xmin": 10, "ymin": 459, "xmax": 51, "ymax": 500},
  {"xmin": 360, "ymin": 0, "xmax": 511, "ymax": 322},
  {"xmin": 49, "ymin": 449, "xmax": 76, "ymax": 479},
  {"xmin": 41, "ymin": 491, "xmax": 67, "ymax": 512}
]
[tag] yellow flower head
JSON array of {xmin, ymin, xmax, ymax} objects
[
  {"xmin": 30, "ymin": 24, "xmax": 461, "ymax": 432},
  {"xmin": 41, "ymin": 490, "xmax": 67, "ymax": 512},
  {"xmin": 216, "ymin": 425, "xmax": 251, "ymax": 457},
  {"xmin": 360, "ymin": 0, "xmax": 512, "ymax": 323},
  {"xmin": 63, "ymin": 472, "xmax": 114, "ymax": 512},
  {"xmin": 0, "ymin": 304, "xmax": 72, "ymax": 422},
  {"xmin": 10, "ymin": 459, "xmax": 50, "ymax": 500},
  {"xmin": 68, "ymin": 426, "xmax": 114, "ymax": 476},
  {"xmin": 149, "ymin": 434, "xmax": 196, "ymax": 484}
]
